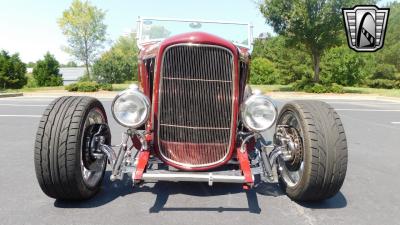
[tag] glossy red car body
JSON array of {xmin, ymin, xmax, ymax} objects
[{"xmin": 135, "ymin": 32, "xmax": 253, "ymax": 185}]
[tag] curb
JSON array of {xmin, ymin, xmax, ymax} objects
[{"xmin": 0, "ymin": 93, "xmax": 23, "ymax": 98}]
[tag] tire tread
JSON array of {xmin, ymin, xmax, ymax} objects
[
  {"xmin": 34, "ymin": 96, "xmax": 107, "ymax": 200},
  {"xmin": 278, "ymin": 100, "xmax": 348, "ymax": 201}
]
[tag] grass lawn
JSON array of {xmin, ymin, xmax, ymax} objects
[
  {"xmin": 342, "ymin": 86, "xmax": 400, "ymax": 98},
  {"xmin": 252, "ymin": 84, "xmax": 400, "ymax": 98},
  {"xmin": 250, "ymin": 84, "xmax": 293, "ymax": 92},
  {"xmin": 0, "ymin": 82, "xmax": 134, "ymax": 93},
  {"xmin": 0, "ymin": 86, "xmax": 64, "ymax": 93},
  {"xmin": 112, "ymin": 82, "xmax": 136, "ymax": 91}
]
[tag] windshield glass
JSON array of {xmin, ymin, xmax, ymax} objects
[{"xmin": 137, "ymin": 17, "xmax": 253, "ymax": 50}]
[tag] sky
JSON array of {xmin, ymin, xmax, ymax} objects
[
  {"xmin": 0, "ymin": 0, "xmax": 396, "ymax": 64},
  {"xmin": 0, "ymin": 0, "xmax": 271, "ymax": 64}
]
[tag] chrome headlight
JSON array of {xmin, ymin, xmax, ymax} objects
[
  {"xmin": 111, "ymin": 85, "xmax": 150, "ymax": 128},
  {"xmin": 240, "ymin": 92, "xmax": 278, "ymax": 132}
]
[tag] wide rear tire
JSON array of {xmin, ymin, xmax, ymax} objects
[
  {"xmin": 276, "ymin": 100, "xmax": 348, "ymax": 201},
  {"xmin": 34, "ymin": 96, "xmax": 110, "ymax": 200}
]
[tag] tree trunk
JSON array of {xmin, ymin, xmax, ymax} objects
[
  {"xmin": 85, "ymin": 59, "xmax": 90, "ymax": 80},
  {"xmin": 84, "ymin": 38, "xmax": 91, "ymax": 80},
  {"xmin": 312, "ymin": 51, "xmax": 320, "ymax": 83}
]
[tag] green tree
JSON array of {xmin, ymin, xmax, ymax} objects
[
  {"xmin": 62, "ymin": 61, "xmax": 78, "ymax": 67},
  {"xmin": 58, "ymin": 0, "xmax": 107, "ymax": 80},
  {"xmin": 27, "ymin": 62, "xmax": 36, "ymax": 68},
  {"xmin": 111, "ymin": 32, "xmax": 139, "ymax": 65},
  {"xmin": 249, "ymin": 57, "xmax": 279, "ymax": 84},
  {"xmin": 0, "ymin": 50, "xmax": 27, "ymax": 89},
  {"xmin": 92, "ymin": 33, "xmax": 138, "ymax": 83},
  {"xmin": 33, "ymin": 52, "xmax": 63, "ymax": 87},
  {"xmin": 376, "ymin": 2, "xmax": 400, "ymax": 71},
  {"xmin": 371, "ymin": 64, "xmax": 397, "ymax": 80},
  {"xmin": 259, "ymin": 0, "xmax": 370, "ymax": 83},
  {"xmin": 321, "ymin": 45, "xmax": 373, "ymax": 86},
  {"xmin": 252, "ymin": 36, "xmax": 312, "ymax": 84}
]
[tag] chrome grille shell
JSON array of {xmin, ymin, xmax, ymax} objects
[{"xmin": 157, "ymin": 44, "xmax": 235, "ymax": 168}]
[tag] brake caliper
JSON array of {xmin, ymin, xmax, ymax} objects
[{"xmin": 84, "ymin": 124, "xmax": 111, "ymax": 161}]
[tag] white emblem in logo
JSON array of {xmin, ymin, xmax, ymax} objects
[{"xmin": 342, "ymin": 5, "xmax": 390, "ymax": 52}]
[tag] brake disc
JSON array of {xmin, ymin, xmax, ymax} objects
[{"xmin": 284, "ymin": 127, "xmax": 303, "ymax": 171}]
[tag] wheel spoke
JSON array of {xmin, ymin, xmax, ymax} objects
[{"xmin": 277, "ymin": 111, "xmax": 305, "ymax": 187}]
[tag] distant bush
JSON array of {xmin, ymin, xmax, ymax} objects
[
  {"xmin": 287, "ymin": 64, "xmax": 314, "ymax": 85},
  {"xmin": 26, "ymin": 62, "xmax": 36, "ymax": 68},
  {"xmin": 25, "ymin": 73, "xmax": 38, "ymax": 88},
  {"xmin": 292, "ymin": 76, "xmax": 314, "ymax": 91},
  {"xmin": 306, "ymin": 83, "xmax": 328, "ymax": 93},
  {"xmin": 66, "ymin": 82, "xmax": 98, "ymax": 92},
  {"xmin": 98, "ymin": 83, "xmax": 113, "ymax": 91},
  {"xmin": 303, "ymin": 83, "xmax": 344, "ymax": 93},
  {"xmin": 62, "ymin": 61, "xmax": 78, "ymax": 68},
  {"xmin": 65, "ymin": 83, "xmax": 79, "ymax": 91},
  {"xmin": 366, "ymin": 79, "xmax": 399, "ymax": 89},
  {"xmin": 330, "ymin": 83, "xmax": 345, "ymax": 93},
  {"xmin": 65, "ymin": 81, "xmax": 113, "ymax": 92},
  {"xmin": 249, "ymin": 57, "xmax": 279, "ymax": 84},
  {"xmin": 0, "ymin": 50, "xmax": 27, "ymax": 89},
  {"xmin": 77, "ymin": 82, "xmax": 99, "ymax": 92},
  {"xmin": 292, "ymin": 78, "xmax": 344, "ymax": 93},
  {"xmin": 33, "ymin": 52, "xmax": 63, "ymax": 87}
]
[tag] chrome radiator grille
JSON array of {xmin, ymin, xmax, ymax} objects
[{"xmin": 158, "ymin": 44, "xmax": 234, "ymax": 167}]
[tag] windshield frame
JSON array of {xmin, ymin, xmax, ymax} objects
[{"xmin": 136, "ymin": 17, "xmax": 254, "ymax": 52}]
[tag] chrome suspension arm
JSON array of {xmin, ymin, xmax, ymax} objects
[
  {"xmin": 98, "ymin": 129, "xmax": 148, "ymax": 181},
  {"xmin": 240, "ymin": 131, "xmax": 284, "ymax": 182},
  {"xmin": 110, "ymin": 132, "xmax": 130, "ymax": 181},
  {"xmin": 239, "ymin": 132, "xmax": 281, "ymax": 182},
  {"xmin": 269, "ymin": 148, "xmax": 282, "ymax": 169},
  {"xmin": 99, "ymin": 144, "xmax": 117, "ymax": 166}
]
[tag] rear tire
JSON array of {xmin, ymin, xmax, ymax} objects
[
  {"xmin": 34, "ymin": 96, "xmax": 110, "ymax": 200},
  {"xmin": 276, "ymin": 100, "xmax": 348, "ymax": 201}
]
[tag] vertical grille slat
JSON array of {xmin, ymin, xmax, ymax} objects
[{"xmin": 158, "ymin": 45, "xmax": 233, "ymax": 167}]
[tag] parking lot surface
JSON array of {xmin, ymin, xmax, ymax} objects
[{"xmin": 0, "ymin": 95, "xmax": 399, "ymax": 225}]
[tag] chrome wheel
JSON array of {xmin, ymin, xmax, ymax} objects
[
  {"xmin": 275, "ymin": 100, "xmax": 348, "ymax": 201},
  {"xmin": 277, "ymin": 111, "xmax": 305, "ymax": 187},
  {"xmin": 80, "ymin": 108, "xmax": 107, "ymax": 188}
]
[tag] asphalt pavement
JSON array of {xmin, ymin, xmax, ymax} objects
[{"xmin": 0, "ymin": 95, "xmax": 399, "ymax": 225}]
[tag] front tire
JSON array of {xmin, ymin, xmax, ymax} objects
[
  {"xmin": 275, "ymin": 100, "xmax": 348, "ymax": 201},
  {"xmin": 34, "ymin": 96, "xmax": 110, "ymax": 200}
]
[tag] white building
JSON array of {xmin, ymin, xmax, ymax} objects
[
  {"xmin": 60, "ymin": 67, "xmax": 86, "ymax": 85},
  {"xmin": 26, "ymin": 67, "xmax": 86, "ymax": 85}
]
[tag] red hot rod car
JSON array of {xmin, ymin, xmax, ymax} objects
[{"xmin": 34, "ymin": 17, "xmax": 348, "ymax": 202}]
